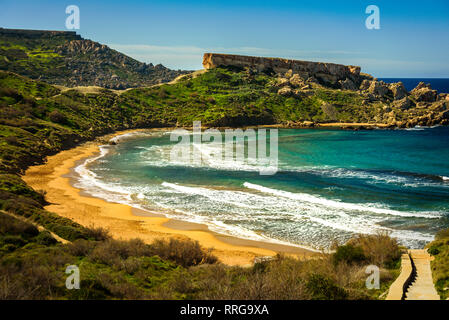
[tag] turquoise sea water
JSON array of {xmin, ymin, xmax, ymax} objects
[{"xmin": 75, "ymin": 127, "xmax": 449, "ymax": 250}]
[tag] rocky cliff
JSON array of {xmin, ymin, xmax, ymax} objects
[
  {"xmin": 0, "ymin": 28, "xmax": 189, "ymax": 89},
  {"xmin": 203, "ymin": 53, "xmax": 368, "ymax": 89}
]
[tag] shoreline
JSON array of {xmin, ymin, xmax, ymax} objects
[{"xmin": 23, "ymin": 129, "xmax": 317, "ymax": 266}]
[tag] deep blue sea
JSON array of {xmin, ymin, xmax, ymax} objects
[
  {"xmin": 380, "ymin": 78, "xmax": 449, "ymax": 93},
  {"xmin": 74, "ymin": 127, "xmax": 449, "ymax": 250}
]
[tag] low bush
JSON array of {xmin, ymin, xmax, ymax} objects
[
  {"xmin": 150, "ymin": 238, "xmax": 218, "ymax": 267},
  {"xmin": 347, "ymin": 232, "xmax": 401, "ymax": 268},
  {"xmin": 48, "ymin": 110, "xmax": 67, "ymax": 124},
  {"xmin": 306, "ymin": 274, "xmax": 348, "ymax": 300},
  {"xmin": 333, "ymin": 244, "xmax": 366, "ymax": 266},
  {"xmin": 85, "ymin": 226, "xmax": 111, "ymax": 241},
  {"xmin": 435, "ymin": 228, "xmax": 449, "ymax": 240}
]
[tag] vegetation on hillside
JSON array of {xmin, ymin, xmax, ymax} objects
[
  {"xmin": 0, "ymin": 206, "xmax": 401, "ymax": 299},
  {"xmin": 427, "ymin": 228, "xmax": 449, "ymax": 299}
]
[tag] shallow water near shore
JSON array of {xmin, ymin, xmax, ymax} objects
[{"xmin": 73, "ymin": 127, "xmax": 449, "ymax": 250}]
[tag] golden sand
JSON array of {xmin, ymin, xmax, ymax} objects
[{"xmin": 23, "ymin": 129, "xmax": 315, "ymax": 266}]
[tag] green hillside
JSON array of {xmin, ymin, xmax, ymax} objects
[{"xmin": 0, "ymin": 28, "xmax": 188, "ymax": 89}]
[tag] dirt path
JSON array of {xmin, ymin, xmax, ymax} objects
[{"xmin": 0, "ymin": 210, "xmax": 70, "ymax": 244}]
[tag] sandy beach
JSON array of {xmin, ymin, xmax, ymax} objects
[{"xmin": 23, "ymin": 129, "xmax": 315, "ymax": 266}]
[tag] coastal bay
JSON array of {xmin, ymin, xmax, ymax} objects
[{"xmin": 23, "ymin": 130, "xmax": 315, "ymax": 266}]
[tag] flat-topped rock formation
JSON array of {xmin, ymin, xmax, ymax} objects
[
  {"xmin": 203, "ymin": 53, "xmax": 365, "ymax": 88},
  {"xmin": 0, "ymin": 28, "xmax": 81, "ymax": 40}
]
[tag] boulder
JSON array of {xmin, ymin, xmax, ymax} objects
[
  {"xmin": 277, "ymin": 86, "xmax": 293, "ymax": 96},
  {"xmin": 412, "ymin": 82, "xmax": 430, "ymax": 91},
  {"xmin": 438, "ymin": 93, "xmax": 449, "ymax": 101},
  {"xmin": 392, "ymin": 97, "xmax": 414, "ymax": 110},
  {"xmin": 302, "ymin": 121, "xmax": 315, "ymax": 127},
  {"xmin": 389, "ymin": 82, "xmax": 407, "ymax": 100},
  {"xmin": 275, "ymin": 78, "xmax": 290, "ymax": 87},
  {"xmin": 339, "ymin": 78, "xmax": 357, "ymax": 91},
  {"xmin": 411, "ymin": 82, "xmax": 438, "ymax": 102},
  {"xmin": 359, "ymin": 79, "xmax": 371, "ymax": 90},
  {"xmin": 315, "ymin": 73, "xmax": 338, "ymax": 86},
  {"xmin": 440, "ymin": 110, "xmax": 449, "ymax": 120},
  {"xmin": 413, "ymin": 88, "xmax": 438, "ymax": 103},
  {"xmin": 306, "ymin": 76, "xmax": 319, "ymax": 84},
  {"xmin": 368, "ymin": 80, "xmax": 390, "ymax": 98},
  {"xmin": 429, "ymin": 101, "xmax": 448, "ymax": 112},
  {"xmin": 289, "ymin": 74, "xmax": 305, "ymax": 88}
]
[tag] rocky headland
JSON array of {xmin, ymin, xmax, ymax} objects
[{"xmin": 203, "ymin": 53, "xmax": 449, "ymax": 128}]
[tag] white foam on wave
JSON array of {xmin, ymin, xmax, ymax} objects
[
  {"xmin": 243, "ymin": 182, "xmax": 441, "ymax": 219},
  {"xmin": 282, "ymin": 165, "xmax": 449, "ymax": 188},
  {"xmin": 138, "ymin": 139, "xmax": 276, "ymax": 173},
  {"xmin": 139, "ymin": 143, "xmax": 449, "ymax": 189},
  {"xmin": 161, "ymin": 181, "xmax": 436, "ymax": 244},
  {"xmin": 109, "ymin": 130, "xmax": 164, "ymax": 144}
]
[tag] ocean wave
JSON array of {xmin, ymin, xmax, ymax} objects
[
  {"xmin": 159, "ymin": 182, "xmax": 436, "ymax": 242},
  {"xmin": 137, "ymin": 142, "xmax": 448, "ymax": 189},
  {"xmin": 109, "ymin": 130, "xmax": 164, "ymax": 144},
  {"xmin": 138, "ymin": 141, "xmax": 277, "ymax": 173},
  {"xmin": 243, "ymin": 182, "xmax": 441, "ymax": 219},
  {"xmin": 281, "ymin": 166, "xmax": 449, "ymax": 188}
]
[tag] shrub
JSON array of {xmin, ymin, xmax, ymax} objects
[
  {"xmin": 34, "ymin": 231, "xmax": 58, "ymax": 246},
  {"xmin": 66, "ymin": 239, "xmax": 95, "ymax": 256},
  {"xmin": 347, "ymin": 233, "xmax": 401, "ymax": 268},
  {"xmin": 4, "ymin": 136, "xmax": 20, "ymax": 146},
  {"xmin": 306, "ymin": 274, "xmax": 348, "ymax": 300},
  {"xmin": 48, "ymin": 110, "xmax": 67, "ymax": 124},
  {"xmin": 150, "ymin": 238, "xmax": 218, "ymax": 267},
  {"xmin": 67, "ymin": 278, "xmax": 111, "ymax": 300},
  {"xmin": 88, "ymin": 238, "xmax": 153, "ymax": 266},
  {"xmin": 333, "ymin": 244, "xmax": 366, "ymax": 266},
  {"xmin": 85, "ymin": 226, "xmax": 111, "ymax": 241},
  {"xmin": 435, "ymin": 228, "xmax": 449, "ymax": 240}
]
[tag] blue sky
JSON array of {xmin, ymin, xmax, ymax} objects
[{"xmin": 1, "ymin": 0, "xmax": 449, "ymax": 77}]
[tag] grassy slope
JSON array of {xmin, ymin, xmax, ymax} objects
[
  {"xmin": 122, "ymin": 67, "xmax": 380, "ymax": 126},
  {"xmin": 0, "ymin": 69, "xmax": 402, "ymax": 299},
  {"xmin": 0, "ymin": 32, "xmax": 69, "ymax": 80},
  {"xmin": 427, "ymin": 229, "xmax": 449, "ymax": 299}
]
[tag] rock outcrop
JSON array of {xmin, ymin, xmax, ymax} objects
[
  {"xmin": 367, "ymin": 80, "xmax": 390, "ymax": 98},
  {"xmin": 389, "ymin": 82, "xmax": 407, "ymax": 100},
  {"xmin": 411, "ymin": 82, "xmax": 438, "ymax": 103}
]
